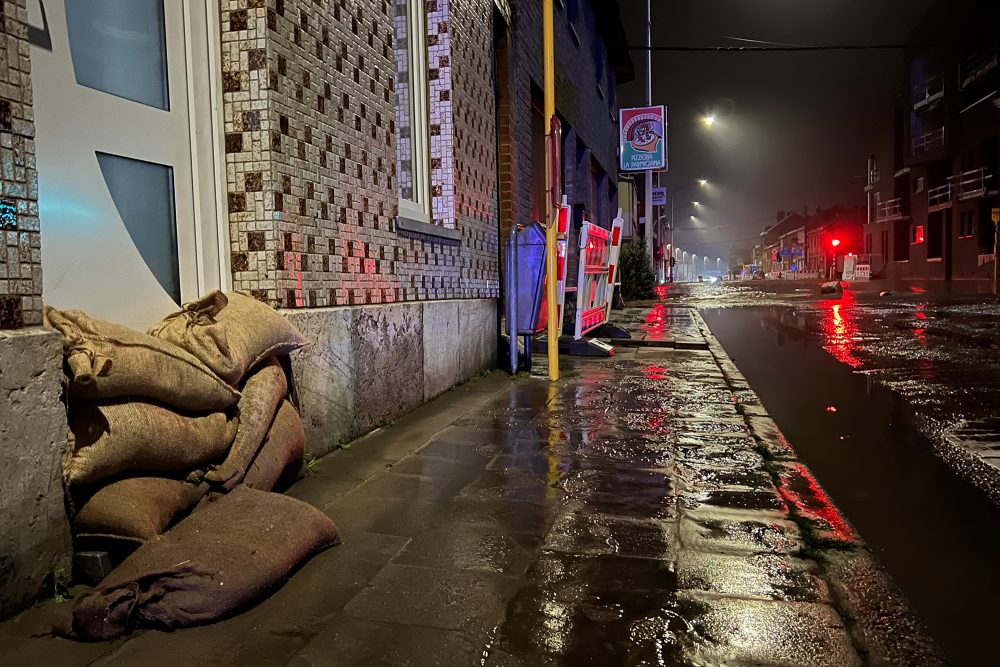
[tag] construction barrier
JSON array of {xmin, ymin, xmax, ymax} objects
[
  {"xmin": 603, "ymin": 211, "xmax": 625, "ymax": 325},
  {"xmin": 572, "ymin": 214, "xmax": 625, "ymax": 339}
]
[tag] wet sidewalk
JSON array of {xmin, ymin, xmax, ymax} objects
[{"xmin": 0, "ymin": 306, "xmax": 945, "ymax": 666}]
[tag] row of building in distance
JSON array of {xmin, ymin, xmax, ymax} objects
[{"xmin": 745, "ymin": 0, "xmax": 998, "ymax": 282}]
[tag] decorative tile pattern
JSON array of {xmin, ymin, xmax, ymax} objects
[
  {"xmin": 0, "ymin": 0, "xmax": 41, "ymax": 328},
  {"xmin": 219, "ymin": 0, "xmax": 499, "ymax": 308}
]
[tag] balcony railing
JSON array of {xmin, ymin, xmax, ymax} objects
[
  {"xmin": 927, "ymin": 183, "xmax": 953, "ymax": 211},
  {"xmin": 951, "ymin": 167, "xmax": 993, "ymax": 200},
  {"xmin": 875, "ymin": 197, "xmax": 905, "ymax": 222},
  {"xmin": 913, "ymin": 75, "xmax": 945, "ymax": 109},
  {"xmin": 960, "ymin": 50, "xmax": 998, "ymax": 90},
  {"xmin": 912, "ymin": 127, "xmax": 945, "ymax": 155}
]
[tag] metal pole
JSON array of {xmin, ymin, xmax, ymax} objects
[
  {"xmin": 543, "ymin": 0, "xmax": 559, "ymax": 381},
  {"xmin": 643, "ymin": 0, "xmax": 654, "ymax": 269},
  {"xmin": 669, "ymin": 195, "xmax": 674, "ymax": 281},
  {"xmin": 507, "ymin": 230, "xmax": 518, "ymax": 374}
]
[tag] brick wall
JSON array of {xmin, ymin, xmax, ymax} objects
[
  {"xmin": 504, "ymin": 0, "xmax": 621, "ymax": 231},
  {"xmin": 0, "ymin": 0, "xmax": 40, "ymax": 328},
  {"xmin": 219, "ymin": 0, "xmax": 498, "ymax": 309}
]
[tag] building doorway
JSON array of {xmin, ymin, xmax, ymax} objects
[{"xmin": 29, "ymin": 0, "xmax": 225, "ymax": 328}]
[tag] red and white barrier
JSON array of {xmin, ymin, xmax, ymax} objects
[
  {"xmin": 603, "ymin": 211, "xmax": 625, "ymax": 326},
  {"xmin": 572, "ymin": 212, "xmax": 625, "ymax": 339}
]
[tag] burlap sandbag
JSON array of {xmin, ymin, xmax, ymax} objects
[
  {"xmin": 74, "ymin": 477, "xmax": 210, "ymax": 541},
  {"xmin": 66, "ymin": 401, "xmax": 238, "ymax": 487},
  {"xmin": 45, "ymin": 307, "xmax": 240, "ymax": 411},
  {"xmin": 148, "ymin": 291, "xmax": 307, "ymax": 386},
  {"xmin": 66, "ymin": 487, "xmax": 341, "ymax": 640},
  {"xmin": 243, "ymin": 400, "xmax": 305, "ymax": 492},
  {"xmin": 205, "ymin": 359, "xmax": 288, "ymax": 490}
]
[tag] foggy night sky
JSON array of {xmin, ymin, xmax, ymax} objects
[{"xmin": 616, "ymin": 0, "xmax": 939, "ymax": 263}]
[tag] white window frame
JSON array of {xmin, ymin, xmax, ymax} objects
[{"xmin": 397, "ymin": 0, "xmax": 431, "ymax": 223}]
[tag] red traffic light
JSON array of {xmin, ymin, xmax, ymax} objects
[{"xmin": 831, "ymin": 238, "xmax": 841, "ymax": 248}]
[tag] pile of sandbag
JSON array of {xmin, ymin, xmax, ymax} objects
[
  {"xmin": 62, "ymin": 487, "xmax": 340, "ymax": 640},
  {"xmin": 45, "ymin": 291, "xmax": 340, "ymax": 638}
]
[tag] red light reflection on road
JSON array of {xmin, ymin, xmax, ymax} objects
[
  {"xmin": 654, "ymin": 285, "xmax": 671, "ymax": 300},
  {"xmin": 779, "ymin": 462, "xmax": 856, "ymax": 543},
  {"xmin": 643, "ymin": 303, "xmax": 668, "ymax": 340},
  {"xmin": 820, "ymin": 291, "xmax": 862, "ymax": 368},
  {"xmin": 644, "ymin": 364, "xmax": 667, "ymax": 381}
]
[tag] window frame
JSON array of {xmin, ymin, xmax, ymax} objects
[{"xmin": 396, "ymin": 0, "xmax": 432, "ymax": 224}]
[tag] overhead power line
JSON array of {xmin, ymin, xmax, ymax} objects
[{"xmin": 629, "ymin": 44, "xmax": 911, "ymax": 52}]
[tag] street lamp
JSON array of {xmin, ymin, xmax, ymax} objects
[
  {"xmin": 667, "ymin": 179, "xmax": 710, "ymax": 281},
  {"xmin": 702, "ymin": 114, "xmax": 717, "ymax": 128}
]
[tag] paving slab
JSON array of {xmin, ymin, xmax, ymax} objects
[{"xmin": 0, "ymin": 304, "xmax": 942, "ymax": 665}]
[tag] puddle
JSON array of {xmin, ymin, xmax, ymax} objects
[{"xmin": 703, "ymin": 305, "xmax": 1000, "ymax": 666}]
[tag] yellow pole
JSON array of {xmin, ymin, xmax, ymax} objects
[{"xmin": 543, "ymin": 0, "xmax": 559, "ymax": 381}]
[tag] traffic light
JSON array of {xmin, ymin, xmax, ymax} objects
[
  {"xmin": 831, "ymin": 238, "xmax": 841, "ymax": 248},
  {"xmin": 669, "ymin": 256, "xmax": 676, "ymax": 268}
]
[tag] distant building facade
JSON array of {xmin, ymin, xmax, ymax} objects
[{"xmin": 863, "ymin": 0, "xmax": 999, "ymax": 281}]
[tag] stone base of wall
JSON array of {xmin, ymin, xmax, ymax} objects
[
  {"xmin": 285, "ymin": 299, "xmax": 497, "ymax": 458},
  {"xmin": 0, "ymin": 328, "xmax": 71, "ymax": 620}
]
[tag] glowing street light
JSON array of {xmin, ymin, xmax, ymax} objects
[
  {"xmin": 702, "ymin": 114, "xmax": 717, "ymax": 128},
  {"xmin": 692, "ymin": 201, "xmax": 701, "ymax": 207},
  {"xmin": 698, "ymin": 179, "xmax": 708, "ymax": 187}
]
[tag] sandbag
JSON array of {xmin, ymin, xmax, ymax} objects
[
  {"xmin": 74, "ymin": 477, "xmax": 209, "ymax": 541},
  {"xmin": 243, "ymin": 400, "xmax": 305, "ymax": 492},
  {"xmin": 148, "ymin": 291, "xmax": 307, "ymax": 386},
  {"xmin": 66, "ymin": 401, "xmax": 238, "ymax": 487},
  {"xmin": 205, "ymin": 359, "xmax": 288, "ymax": 490},
  {"xmin": 45, "ymin": 306, "xmax": 240, "ymax": 411},
  {"xmin": 67, "ymin": 487, "xmax": 341, "ymax": 640}
]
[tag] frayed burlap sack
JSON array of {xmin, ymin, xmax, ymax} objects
[
  {"xmin": 205, "ymin": 359, "xmax": 287, "ymax": 490},
  {"xmin": 66, "ymin": 487, "xmax": 341, "ymax": 640},
  {"xmin": 149, "ymin": 291, "xmax": 307, "ymax": 386},
  {"xmin": 45, "ymin": 307, "xmax": 240, "ymax": 411},
  {"xmin": 66, "ymin": 401, "xmax": 238, "ymax": 487},
  {"xmin": 74, "ymin": 478, "xmax": 210, "ymax": 541},
  {"xmin": 243, "ymin": 400, "xmax": 305, "ymax": 492}
]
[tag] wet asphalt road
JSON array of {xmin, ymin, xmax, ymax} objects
[
  {"xmin": 0, "ymin": 305, "xmax": 940, "ymax": 665},
  {"xmin": 690, "ymin": 280, "xmax": 1000, "ymax": 666}
]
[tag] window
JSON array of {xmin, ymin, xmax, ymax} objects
[
  {"xmin": 566, "ymin": 0, "xmax": 581, "ymax": 44},
  {"xmin": 96, "ymin": 153, "xmax": 179, "ymax": 302},
  {"xmin": 594, "ymin": 37, "xmax": 606, "ymax": 99},
  {"xmin": 394, "ymin": 0, "xmax": 431, "ymax": 222},
  {"xmin": 65, "ymin": 0, "xmax": 169, "ymax": 110},
  {"xmin": 567, "ymin": 0, "xmax": 580, "ymax": 22},
  {"xmin": 913, "ymin": 176, "xmax": 925, "ymax": 194},
  {"xmin": 960, "ymin": 211, "xmax": 976, "ymax": 238},
  {"xmin": 912, "ymin": 225, "xmax": 925, "ymax": 244}
]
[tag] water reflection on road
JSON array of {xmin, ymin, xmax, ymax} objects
[{"xmin": 695, "ymin": 281, "xmax": 1000, "ymax": 666}]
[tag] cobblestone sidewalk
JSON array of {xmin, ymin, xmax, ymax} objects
[{"xmin": 0, "ymin": 307, "xmax": 944, "ymax": 665}]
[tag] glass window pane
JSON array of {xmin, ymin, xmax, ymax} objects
[
  {"xmin": 96, "ymin": 152, "xmax": 180, "ymax": 303},
  {"xmin": 65, "ymin": 0, "xmax": 169, "ymax": 110},
  {"xmin": 394, "ymin": 0, "xmax": 415, "ymax": 203}
]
